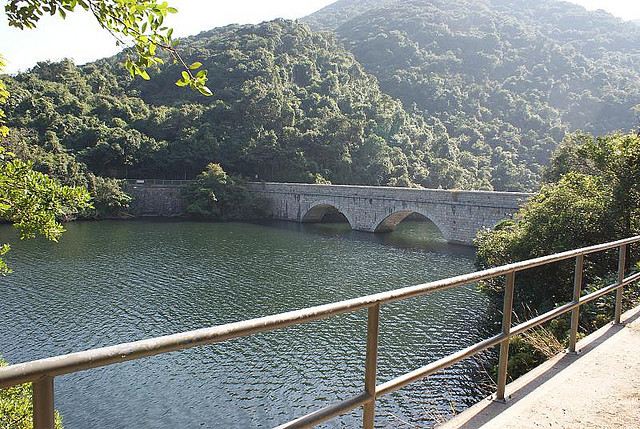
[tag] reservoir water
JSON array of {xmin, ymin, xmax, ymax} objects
[{"xmin": 0, "ymin": 219, "xmax": 493, "ymax": 428}]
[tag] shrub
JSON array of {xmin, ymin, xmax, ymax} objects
[{"xmin": 183, "ymin": 163, "xmax": 267, "ymax": 220}]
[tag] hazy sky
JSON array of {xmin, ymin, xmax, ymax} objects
[{"xmin": 0, "ymin": 0, "xmax": 639, "ymax": 74}]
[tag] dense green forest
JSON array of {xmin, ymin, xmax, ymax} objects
[
  {"xmin": 2, "ymin": 0, "xmax": 640, "ymax": 204},
  {"xmin": 3, "ymin": 20, "xmax": 489, "ymax": 197},
  {"xmin": 306, "ymin": 0, "xmax": 640, "ymax": 190}
]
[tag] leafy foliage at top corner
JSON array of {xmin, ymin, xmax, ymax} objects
[
  {"xmin": 4, "ymin": 0, "xmax": 211, "ymax": 95},
  {"xmin": 0, "ymin": 147, "xmax": 91, "ymax": 274},
  {"xmin": 0, "ymin": 59, "xmax": 8, "ymax": 138}
]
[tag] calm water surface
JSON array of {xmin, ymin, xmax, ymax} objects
[{"xmin": 0, "ymin": 219, "xmax": 494, "ymax": 428}]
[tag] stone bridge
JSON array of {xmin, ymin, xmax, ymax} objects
[
  {"xmin": 122, "ymin": 180, "xmax": 531, "ymax": 245},
  {"xmin": 247, "ymin": 182, "xmax": 531, "ymax": 245}
]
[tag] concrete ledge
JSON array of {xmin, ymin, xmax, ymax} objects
[{"xmin": 439, "ymin": 305, "xmax": 640, "ymax": 428}]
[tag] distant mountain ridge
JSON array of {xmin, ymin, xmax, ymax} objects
[
  {"xmin": 303, "ymin": 0, "xmax": 640, "ymax": 189},
  {"xmin": 302, "ymin": 0, "xmax": 396, "ymax": 31}
]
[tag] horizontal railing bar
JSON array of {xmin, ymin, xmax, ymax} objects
[
  {"xmin": 2, "ymin": 236, "xmax": 639, "ymax": 389},
  {"xmin": 511, "ymin": 301, "xmax": 576, "ymax": 336},
  {"xmin": 376, "ymin": 333, "xmax": 506, "ymax": 397},
  {"xmin": 581, "ymin": 272, "xmax": 640, "ymax": 305},
  {"xmin": 376, "ymin": 270, "xmax": 640, "ymax": 398},
  {"xmin": 273, "ymin": 393, "xmax": 370, "ymax": 429},
  {"xmin": 0, "ymin": 273, "xmax": 517, "ymax": 387},
  {"xmin": 0, "ymin": 302, "xmax": 378, "ymax": 388},
  {"xmin": 511, "ymin": 271, "xmax": 640, "ymax": 337},
  {"xmin": 505, "ymin": 236, "xmax": 640, "ymax": 273}
]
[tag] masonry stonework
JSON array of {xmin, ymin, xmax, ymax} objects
[
  {"xmin": 124, "ymin": 182, "xmax": 186, "ymax": 217},
  {"xmin": 247, "ymin": 182, "xmax": 531, "ymax": 245},
  {"xmin": 124, "ymin": 181, "xmax": 531, "ymax": 245}
]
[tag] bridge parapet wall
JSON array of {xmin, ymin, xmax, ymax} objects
[
  {"xmin": 124, "ymin": 181, "xmax": 187, "ymax": 217},
  {"xmin": 248, "ymin": 182, "xmax": 528, "ymax": 208}
]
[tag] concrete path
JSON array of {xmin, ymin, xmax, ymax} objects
[{"xmin": 440, "ymin": 306, "xmax": 640, "ymax": 429}]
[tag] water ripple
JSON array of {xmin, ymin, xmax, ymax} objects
[{"xmin": 0, "ymin": 220, "xmax": 492, "ymax": 428}]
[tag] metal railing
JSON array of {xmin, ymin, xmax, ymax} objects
[{"xmin": 1, "ymin": 236, "xmax": 639, "ymax": 429}]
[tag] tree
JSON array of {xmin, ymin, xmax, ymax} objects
[
  {"xmin": 183, "ymin": 163, "xmax": 266, "ymax": 221},
  {"xmin": 476, "ymin": 172, "xmax": 613, "ymax": 309},
  {"xmin": 0, "ymin": 145, "xmax": 91, "ymax": 274},
  {"xmin": 477, "ymin": 132, "xmax": 640, "ymax": 309},
  {"xmin": 545, "ymin": 133, "xmax": 640, "ymax": 239}
]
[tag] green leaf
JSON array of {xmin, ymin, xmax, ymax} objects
[
  {"xmin": 124, "ymin": 60, "xmax": 135, "ymax": 77},
  {"xmin": 197, "ymin": 86, "xmax": 213, "ymax": 97},
  {"xmin": 189, "ymin": 61, "xmax": 203, "ymax": 70}
]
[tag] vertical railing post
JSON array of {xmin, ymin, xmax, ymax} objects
[
  {"xmin": 33, "ymin": 375, "xmax": 55, "ymax": 429},
  {"xmin": 495, "ymin": 271, "xmax": 515, "ymax": 401},
  {"xmin": 568, "ymin": 254, "xmax": 584, "ymax": 353},
  {"xmin": 363, "ymin": 304, "xmax": 380, "ymax": 429},
  {"xmin": 614, "ymin": 244, "xmax": 627, "ymax": 324}
]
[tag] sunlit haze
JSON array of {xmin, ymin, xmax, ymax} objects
[
  {"xmin": 0, "ymin": 0, "xmax": 639, "ymax": 74},
  {"xmin": 569, "ymin": 0, "xmax": 640, "ymax": 21}
]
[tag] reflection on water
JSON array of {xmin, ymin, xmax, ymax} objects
[
  {"xmin": 264, "ymin": 215, "xmax": 475, "ymax": 256},
  {"xmin": 0, "ymin": 219, "xmax": 492, "ymax": 428}
]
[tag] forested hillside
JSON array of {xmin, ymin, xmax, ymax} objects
[
  {"xmin": 306, "ymin": 0, "xmax": 640, "ymax": 190},
  {"xmin": 3, "ymin": 19, "xmax": 491, "ymax": 193},
  {"xmin": 3, "ymin": 0, "xmax": 640, "ymax": 197}
]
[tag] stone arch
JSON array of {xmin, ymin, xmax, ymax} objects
[
  {"xmin": 374, "ymin": 209, "xmax": 449, "ymax": 240},
  {"xmin": 302, "ymin": 200, "xmax": 355, "ymax": 228}
]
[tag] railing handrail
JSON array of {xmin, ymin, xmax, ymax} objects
[
  {"xmin": 2, "ymin": 235, "xmax": 640, "ymax": 429},
  {"xmin": 246, "ymin": 181, "xmax": 534, "ymax": 198},
  {"xmin": 122, "ymin": 178, "xmax": 195, "ymax": 186}
]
